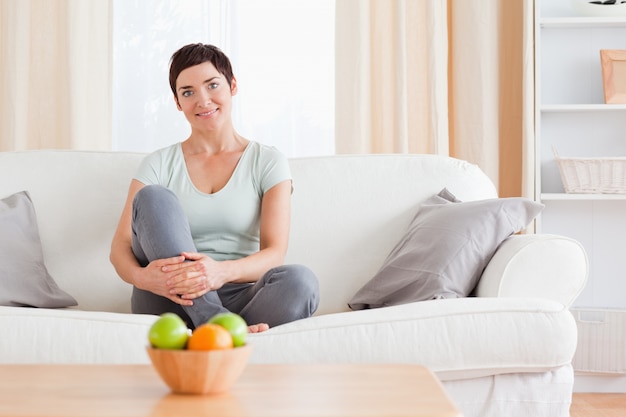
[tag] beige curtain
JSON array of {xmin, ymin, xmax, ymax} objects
[
  {"xmin": 335, "ymin": 0, "xmax": 534, "ymax": 199},
  {"xmin": 0, "ymin": 0, "xmax": 112, "ymax": 151}
]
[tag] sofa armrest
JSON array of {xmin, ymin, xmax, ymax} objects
[{"xmin": 475, "ymin": 234, "xmax": 588, "ymax": 307}]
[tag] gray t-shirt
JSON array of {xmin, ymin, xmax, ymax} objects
[{"xmin": 134, "ymin": 141, "xmax": 291, "ymax": 261}]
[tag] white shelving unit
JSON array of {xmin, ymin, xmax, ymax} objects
[
  {"xmin": 535, "ymin": 0, "xmax": 626, "ymax": 311},
  {"xmin": 536, "ymin": 0, "xmax": 626, "ymax": 388}
]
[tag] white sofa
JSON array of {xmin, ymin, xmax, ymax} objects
[{"xmin": 0, "ymin": 150, "xmax": 587, "ymax": 417}]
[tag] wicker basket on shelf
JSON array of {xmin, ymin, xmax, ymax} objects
[{"xmin": 553, "ymin": 148, "xmax": 626, "ymax": 194}]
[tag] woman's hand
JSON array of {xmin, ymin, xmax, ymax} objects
[
  {"xmin": 162, "ymin": 251, "xmax": 231, "ymax": 300},
  {"xmin": 131, "ymin": 255, "xmax": 195, "ymax": 306},
  {"xmin": 134, "ymin": 254, "xmax": 220, "ymax": 306}
]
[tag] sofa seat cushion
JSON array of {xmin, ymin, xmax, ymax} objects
[
  {"xmin": 0, "ymin": 306, "xmax": 156, "ymax": 364},
  {"xmin": 247, "ymin": 297, "xmax": 577, "ymax": 381}
]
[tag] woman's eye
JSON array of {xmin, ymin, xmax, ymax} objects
[
  {"xmin": 182, "ymin": 90, "xmax": 193, "ymax": 97},
  {"xmin": 209, "ymin": 83, "xmax": 219, "ymax": 90}
]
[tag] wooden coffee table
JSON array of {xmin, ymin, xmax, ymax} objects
[{"xmin": 0, "ymin": 363, "xmax": 461, "ymax": 417}]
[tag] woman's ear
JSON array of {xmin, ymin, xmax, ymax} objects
[
  {"xmin": 230, "ymin": 76, "xmax": 238, "ymax": 96},
  {"xmin": 173, "ymin": 94, "xmax": 182, "ymax": 111}
]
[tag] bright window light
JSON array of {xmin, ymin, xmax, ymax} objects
[{"xmin": 112, "ymin": 0, "xmax": 335, "ymax": 157}]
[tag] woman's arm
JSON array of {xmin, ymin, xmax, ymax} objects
[
  {"xmin": 234, "ymin": 178, "xmax": 292, "ymax": 278},
  {"xmin": 110, "ymin": 179, "xmax": 144, "ymax": 286}
]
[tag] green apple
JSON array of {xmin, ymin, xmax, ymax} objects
[
  {"xmin": 148, "ymin": 313, "xmax": 189, "ymax": 349},
  {"xmin": 208, "ymin": 312, "xmax": 248, "ymax": 347}
]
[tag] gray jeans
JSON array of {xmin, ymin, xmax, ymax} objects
[{"xmin": 130, "ymin": 185, "xmax": 319, "ymax": 329}]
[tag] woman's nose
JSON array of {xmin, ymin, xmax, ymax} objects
[{"xmin": 198, "ymin": 90, "xmax": 212, "ymax": 106}]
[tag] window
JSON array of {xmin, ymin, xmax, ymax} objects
[{"xmin": 112, "ymin": 0, "xmax": 335, "ymax": 157}]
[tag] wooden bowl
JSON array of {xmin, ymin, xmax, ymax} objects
[{"xmin": 146, "ymin": 345, "xmax": 252, "ymax": 395}]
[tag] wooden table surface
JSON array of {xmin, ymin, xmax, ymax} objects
[{"xmin": 0, "ymin": 363, "xmax": 462, "ymax": 417}]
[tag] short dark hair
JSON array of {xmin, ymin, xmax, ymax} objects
[{"xmin": 168, "ymin": 43, "xmax": 234, "ymax": 96}]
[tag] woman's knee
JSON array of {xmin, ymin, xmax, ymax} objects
[
  {"xmin": 271, "ymin": 264, "xmax": 320, "ymax": 310},
  {"xmin": 134, "ymin": 184, "xmax": 176, "ymax": 207},
  {"xmin": 133, "ymin": 184, "xmax": 188, "ymax": 228},
  {"xmin": 131, "ymin": 184, "xmax": 195, "ymax": 261}
]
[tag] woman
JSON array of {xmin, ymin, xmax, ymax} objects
[{"xmin": 110, "ymin": 43, "xmax": 319, "ymax": 332}]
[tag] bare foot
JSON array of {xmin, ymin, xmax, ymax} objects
[{"xmin": 248, "ymin": 323, "xmax": 270, "ymax": 333}]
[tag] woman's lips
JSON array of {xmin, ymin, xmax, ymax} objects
[{"xmin": 197, "ymin": 108, "xmax": 218, "ymax": 117}]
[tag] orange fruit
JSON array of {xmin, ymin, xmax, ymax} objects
[{"xmin": 187, "ymin": 323, "xmax": 233, "ymax": 351}]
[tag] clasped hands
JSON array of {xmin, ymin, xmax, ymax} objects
[{"xmin": 139, "ymin": 252, "xmax": 227, "ymax": 306}]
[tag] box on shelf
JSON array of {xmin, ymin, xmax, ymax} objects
[{"xmin": 554, "ymin": 148, "xmax": 626, "ymax": 194}]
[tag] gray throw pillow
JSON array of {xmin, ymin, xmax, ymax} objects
[
  {"xmin": 0, "ymin": 191, "xmax": 77, "ymax": 308},
  {"xmin": 348, "ymin": 188, "xmax": 544, "ymax": 310}
]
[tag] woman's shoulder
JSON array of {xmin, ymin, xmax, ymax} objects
[
  {"xmin": 136, "ymin": 143, "xmax": 183, "ymax": 184},
  {"xmin": 246, "ymin": 141, "xmax": 287, "ymax": 163},
  {"xmin": 140, "ymin": 142, "xmax": 183, "ymax": 168}
]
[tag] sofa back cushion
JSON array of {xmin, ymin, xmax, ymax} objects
[
  {"xmin": 0, "ymin": 151, "xmax": 497, "ymax": 315},
  {"xmin": 0, "ymin": 190, "xmax": 77, "ymax": 308},
  {"xmin": 0, "ymin": 151, "xmax": 144, "ymax": 313},
  {"xmin": 286, "ymin": 155, "xmax": 497, "ymax": 315}
]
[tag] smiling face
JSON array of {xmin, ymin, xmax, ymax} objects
[{"xmin": 174, "ymin": 61, "xmax": 238, "ymax": 133}]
